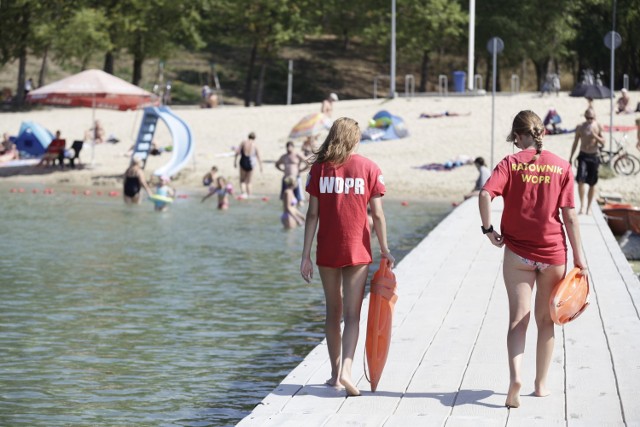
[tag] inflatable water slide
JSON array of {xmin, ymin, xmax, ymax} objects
[{"xmin": 131, "ymin": 106, "xmax": 194, "ymax": 178}]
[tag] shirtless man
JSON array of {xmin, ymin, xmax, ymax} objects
[
  {"xmin": 275, "ymin": 141, "xmax": 308, "ymax": 206},
  {"xmin": 569, "ymin": 108, "xmax": 605, "ymax": 215}
]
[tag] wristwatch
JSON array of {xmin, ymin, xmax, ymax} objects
[{"xmin": 481, "ymin": 225, "xmax": 494, "ymax": 234}]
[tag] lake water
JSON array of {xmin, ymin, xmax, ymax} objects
[{"xmin": 0, "ymin": 183, "xmax": 451, "ymax": 426}]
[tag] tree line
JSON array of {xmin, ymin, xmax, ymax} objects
[{"xmin": 1, "ymin": 0, "xmax": 638, "ymax": 107}]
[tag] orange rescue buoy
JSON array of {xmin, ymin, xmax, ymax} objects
[
  {"xmin": 365, "ymin": 258, "xmax": 398, "ymax": 392},
  {"xmin": 549, "ymin": 267, "xmax": 590, "ymax": 325}
]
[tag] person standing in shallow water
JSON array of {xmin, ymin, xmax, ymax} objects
[
  {"xmin": 300, "ymin": 117, "xmax": 394, "ymax": 397},
  {"xmin": 234, "ymin": 132, "xmax": 262, "ymax": 197},
  {"xmin": 123, "ymin": 157, "xmax": 152, "ymax": 204},
  {"xmin": 478, "ymin": 110, "xmax": 587, "ymax": 409}
]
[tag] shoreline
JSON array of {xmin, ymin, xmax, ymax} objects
[{"xmin": 1, "ymin": 93, "xmax": 639, "ymax": 204}]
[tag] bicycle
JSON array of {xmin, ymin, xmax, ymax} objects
[
  {"xmin": 599, "ymin": 133, "xmax": 640, "ymax": 175},
  {"xmin": 575, "ymin": 132, "xmax": 640, "ymax": 175}
]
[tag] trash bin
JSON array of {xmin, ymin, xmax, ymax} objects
[{"xmin": 453, "ymin": 71, "xmax": 466, "ymax": 93}]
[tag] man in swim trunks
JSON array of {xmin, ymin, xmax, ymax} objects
[
  {"xmin": 275, "ymin": 141, "xmax": 308, "ymax": 206},
  {"xmin": 569, "ymin": 108, "xmax": 605, "ymax": 215}
]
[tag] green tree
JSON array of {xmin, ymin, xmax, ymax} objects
[
  {"xmin": 0, "ymin": 0, "xmax": 36, "ymax": 105},
  {"xmin": 208, "ymin": 0, "xmax": 309, "ymax": 106},
  {"xmin": 53, "ymin": 8, "xmax": 112, "ymax": 70},
  {"xmin": 113, "ymin": 0, "xmax": 205, "ymax": 85},
  {"xmin": 475, "ymin": 0, "xmax": 575, "ymax": 91},
  {"xmin": 397, "ymin": 0, "xmax": 467, "ymax": 92},
  {"xmin": 616, "ymin": 0, "xmax": 640, "ymax": 88}
]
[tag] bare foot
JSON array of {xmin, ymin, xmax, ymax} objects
[
  {"xmin": 505, "ymin": 381, "xmax": 521, "ymax": 408},
  {"xmin": 534, "ymin": 383, "xmax": 551, "ymax": 397},
  {"xmin": 578, "ymin": 209, "xmax": 584, "ymax": 215},
  {"xmin": 340, "ymin": 376, "xmax": 361, "ymax": 397},
  {"xmin": 586, "ymin": 209, "xmax": 591, "ymax": 215},
  {"xmin": 325, "ymin": 378, "xmax": 343, "ymax": 389}
]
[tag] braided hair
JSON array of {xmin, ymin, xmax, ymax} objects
[{"xmin": 507, "ymin": 110, "xmax": 545, "ymax": 162}]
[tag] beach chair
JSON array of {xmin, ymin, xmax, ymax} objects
[
  {"xmin": 67, "ymin": 140, "xmax": 84, "ymax": 168},
  {"xmin": 38, "ymin": 138, "xmax": 66, "ymax": 167}
]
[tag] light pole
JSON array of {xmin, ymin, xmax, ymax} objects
[
  {"xmin": 390, "ymin": 0, "xmax": 396, "ymax": 98},
  {"xmin": 487, "ymin": 37, "xmax": 504, "ymax": 169},
  {"xmin": 607, "ymin": 0, "xmax": 619, "ymax": 165},
  {"xmin": 467, "ymin": 0, "xmax": 475, "ymax": 91}
]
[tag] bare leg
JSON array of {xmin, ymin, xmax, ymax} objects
[
  {"xmin": 318, "ymin": 266, "xmax": 344, "ymax": 388},
  {"xmin": 586, "ymin": 185, "xmax": 596, "ymax": 215},
  {"xmin": 577, "ymin": 183, "xmax": 586, "ymax": 214},
  {"xmin": 244, "ymin": 170, "xmax": 253, "ymax": 196},
  {"xmin": 338, "ymin": 264, "xmax": 368, "ymax": 396},
  {"xmin": 533, "ymin": 264, "xmax": 565, "ymax": 397},
  {"xmin": 503, "ymin": 248, "xmax": 536, "ymax": 408}
]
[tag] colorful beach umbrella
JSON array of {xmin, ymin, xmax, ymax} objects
[
  {"xmin": 26, "ymin": 69, "xmax": 157, "ymax": 111},
  {"xmin": 288, "ymin": 112, "xmax": 332, "ymax": 139}
]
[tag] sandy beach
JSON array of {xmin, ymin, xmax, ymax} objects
[{"xmin": 2, "ymin": 92, "xmax": 639, "ymax": 204}]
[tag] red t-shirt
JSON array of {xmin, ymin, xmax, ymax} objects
[
  {"xmin": 306, "ymin": 154, "xmax": 385, "ymax": 268},
  {"xmin": 482, "ymin": 149, "xmax": 574, "ymax": 265}
]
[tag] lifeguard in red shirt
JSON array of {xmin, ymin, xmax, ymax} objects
[
  {"xmin": 301, "ymin": 117, "xmax": 394, "ymax": 397},
  {"xmin": 479, "ymin": 110, "xmax": 587, "ymax": 409}
]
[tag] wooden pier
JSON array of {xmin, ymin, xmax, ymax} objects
[{"xmin": 238, "ymin": 199, "xmax": 640, "ymax": 426}]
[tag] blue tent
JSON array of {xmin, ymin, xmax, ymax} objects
[
  {"xmin": 12, "ymin": 121, "xmax": 54, "ymax": 156},
  {"xmin": 361, "ymin": 110, "xmax": 409, "ymax": 141}
]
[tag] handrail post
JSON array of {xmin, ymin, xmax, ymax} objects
[
  {"xmin": 510, "ymin": 74, "xmax": 520, "ymax": 94},
  {"xmin": 438, "ymin": 75, "xmax": 448, "ymax": 96},
  {"xmin": 474, "ymin": 74, "xmax": 483, "ymax": 92},
  {"xmin": 404, "ymin": 74, "xmax": 415, "ymax": 98},
  {"xmin": 373, "ymin": 76, "xmax": 379, "ymax": 100}
]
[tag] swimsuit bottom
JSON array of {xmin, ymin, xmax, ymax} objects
[{"xmin": 518, "ymin": 255, "xmax": 551, "ymax": 271}]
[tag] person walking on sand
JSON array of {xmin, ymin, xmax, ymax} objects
[
  {"xmin": 569, "ymin": 108, "xmax": 605, "ymax": 215},
  {"xmin": 300, "ymin": 117, "xmax": 394, "ymax": 397},
  {"xmin": 275, "ymin": 141, "xmax": 308, "ymax": 206},
  {"xmin": 479, "ymin": 110, "xmax": 587, "ymax": 409},
  {"xmin": 234, "ymin": 132, "xmax": 262, "ymax": 197},
  {"xmin": 123, "ymin": 157, "xmax": 152, "ymax": 204}
]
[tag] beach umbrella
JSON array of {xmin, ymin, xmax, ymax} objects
[
  {"xmin": 289, "ymin": 112, "xmax": 332, "ymax": 139},
  {"xmin": 26, "ymin": 69, "xmax": 158, "ymax": 164},
  {"xmin": 569, "ymin": 83, "xmax": 612, "ymax": 99},
  {"xmin": 26, "ymin": 69, "xmax": 157, "ymax": 111}
]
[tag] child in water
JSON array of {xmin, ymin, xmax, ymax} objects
[
  {"xmin": 202, "ymin": 176, "xmax": 233, "ymax": 210},
  {"xmin": 281, "ymin": 176, "xmax": 305, "ymax": 228},
  {"xmin": 154, "ymin": 176, "xmax": 175, "ymax": 212}
]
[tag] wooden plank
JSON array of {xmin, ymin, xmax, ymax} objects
[
  {"xmin": 578, "ymin": 206, "xmax": 640, "ymax": 424},
  {"xmin": 238, "ymin": 197, "xmax": 637, "ymax": 426},
  {"xmin": 383, "ymin": 414, "xmax": 445, "ymax": 427}
]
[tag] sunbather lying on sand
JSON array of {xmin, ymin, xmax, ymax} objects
[{"xmin": 419, "ymin": 111, "xmax": 471, "ymax": 119}]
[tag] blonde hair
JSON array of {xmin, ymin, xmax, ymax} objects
[
  {"xmin": 507, "ymin": 110, "xmax": 545, "ymax": 162},
  {"xmin": 310, "ymin": 117, "xmax": 361, "ymax": 166}
]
